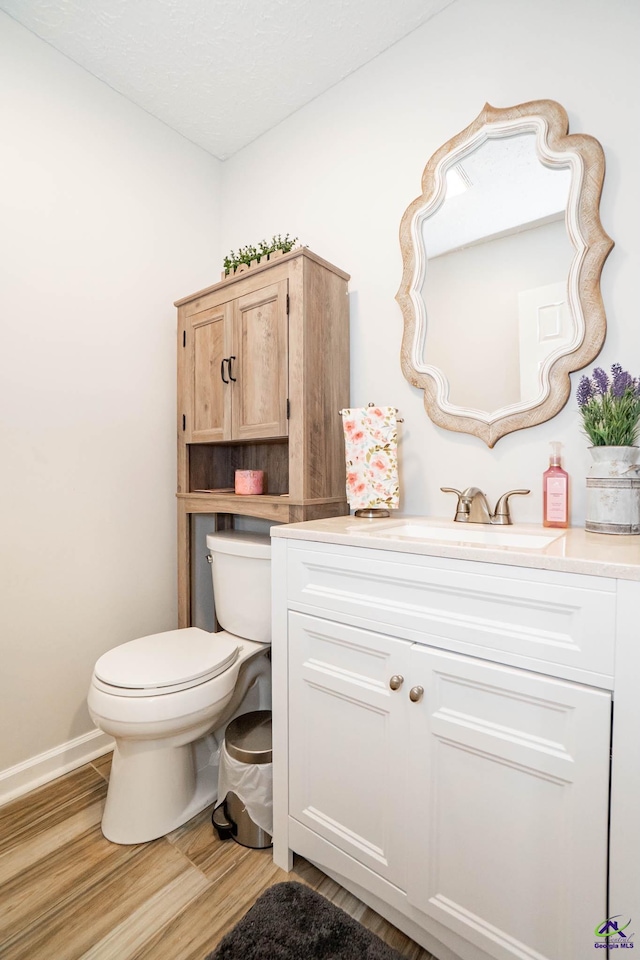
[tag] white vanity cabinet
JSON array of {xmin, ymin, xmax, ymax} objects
[{"xmin": 271, "ymin": 532, "xmax": 631, "ymax": 960}]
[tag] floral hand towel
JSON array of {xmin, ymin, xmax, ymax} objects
[{"xmin": 341, "ymin": 406, "xmax": 399, "ymax": 511}]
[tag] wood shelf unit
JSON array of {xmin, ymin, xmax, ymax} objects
[{"xmin": 176, "ymin": 247, "xmax": 350, "ymax": 626}]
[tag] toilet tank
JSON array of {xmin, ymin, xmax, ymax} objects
[{"xmin": 205, "ymin": 530, "xmax": 271, "ymax": 644}]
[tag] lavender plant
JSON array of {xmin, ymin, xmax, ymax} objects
[{"xmin": 577, "ymin": 363, "xmax": 640, "ymax": 446}]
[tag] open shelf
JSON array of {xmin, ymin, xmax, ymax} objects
[{"xmin": 188, "ymin": 440, "xmax": 289, "ymax": 496}]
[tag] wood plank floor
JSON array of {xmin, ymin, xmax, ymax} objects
[{"xmin": 0, "ymin": 755, "xmax": 435, "ymax": 960}]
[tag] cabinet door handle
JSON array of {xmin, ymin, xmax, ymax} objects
[
  {"xmin": 228, "ymin": 355, "xmax": 237, "ymax": 382},
  {"xmin": 220, "ymin": 358, "xmax": 229, "ymax": 384},
  {"xmin": 389, "ymin": 675, "xmax": 404, "ymax": 691},
  {"xmin": 409, "ymin": 685, "xmax": 424, "ymax": 703}
]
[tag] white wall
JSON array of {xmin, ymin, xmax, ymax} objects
[
  {"xmin": 219, "ymin": 0, "xmax": 640, "ymax": 524},
  {"xmin": 0, "ymin": 14, "xmax": 221, "ymax": 778}
]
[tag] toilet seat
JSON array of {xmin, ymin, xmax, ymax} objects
[{"xmin": 93, "ymin": 628, "xmax": 239, "ymax": 697}]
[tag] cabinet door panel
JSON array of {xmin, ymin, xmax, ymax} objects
[
  {"xmin": 407, "ymin": 647, "xmax": 610, "ymax": 960},
  {"xmin": 188, "ymin": 304, "xmax": 232, "ymax": 442},
  {"xmin": 232, "ymin": 280, "xmax": 288, "ymax": 440},
  {"xmin": 288, "ymin": 612, "xmax": 409, "ymax": 888}
]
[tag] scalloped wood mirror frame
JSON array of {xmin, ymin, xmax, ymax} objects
[{"xmin": 397, "ymin": 99, "xmax": 614, "ymax": 447}]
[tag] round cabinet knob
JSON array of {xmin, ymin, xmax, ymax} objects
[
  {"xmin": 409, "ymin": 685, "xmax": 424, "ymax": 703},
  {"xmin": 389, "ymin": 675, "xmax": 404, "ymax": 691}
]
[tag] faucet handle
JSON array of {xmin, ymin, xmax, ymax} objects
[
  {"xmin": 440, "ymin": 487, "xmax": 470, "ymax": 522},
  {"xmin": 492, "ymin": 489, "xmax": 530, "ymax": 525}
]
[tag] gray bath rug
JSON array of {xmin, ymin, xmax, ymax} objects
[{"xmin": 205, "ymin": 880, "xmax": 406, "ymax": 959}]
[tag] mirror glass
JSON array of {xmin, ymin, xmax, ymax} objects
[
  {"xmin": 397, "ymin": 100, "xmax": 613, "ymax": 446},
  {"xmin": 421, "ymin": 134, "xmax": 574, "ymax": 410}
]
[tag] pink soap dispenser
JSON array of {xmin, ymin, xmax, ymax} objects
[{"xmin": 543, "ymin": 442, "xmax": 569, "ymax": 528}]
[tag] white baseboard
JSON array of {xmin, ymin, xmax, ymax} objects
[{"xmin": 0, "ymin": 728, "xmax": 114, "ymax": 807}]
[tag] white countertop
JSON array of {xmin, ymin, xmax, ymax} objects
[{"xmin": 271, "ymin": 514, "xmax": 640, "ymax": 581}]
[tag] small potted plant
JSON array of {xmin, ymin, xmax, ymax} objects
[
  {"xmin": 223, "ymin": 234, "xmax": 299, "ymax": 277},
  {"xmin": 576, "ymin": 363, "xmax": 640, "ymax": 534}
]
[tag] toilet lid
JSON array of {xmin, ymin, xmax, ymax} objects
[{"xmin": 94, "ymin": 628, "xmax": 239, "ymax": 694}]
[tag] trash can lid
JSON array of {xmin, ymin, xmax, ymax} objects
[{"xmin": 225, "ymin": 710, "xmax": 272, "ymax": 764}]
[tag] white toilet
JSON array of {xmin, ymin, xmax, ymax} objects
[{"xmin": 88, "ymin": 529, "xmax": 272, "ymax": 844}]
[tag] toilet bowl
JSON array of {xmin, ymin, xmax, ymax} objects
[{"xmin": 88, "ymin": 530, "xmax": 272, "ymax": 844}]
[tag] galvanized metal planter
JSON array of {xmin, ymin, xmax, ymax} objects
[{"xmin": 585, "ymin": 446, "xmax": 640, "ymax": 535}]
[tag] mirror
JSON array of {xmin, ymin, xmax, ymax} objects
[{"xmin": 397, "ymin": 100, "xmax": 613, "ymax": 447}]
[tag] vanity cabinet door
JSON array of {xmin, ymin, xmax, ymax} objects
[
  {"xmin": 287, "ymin": 612, "xmax": 411, "ymax": 889},
  {"xmin": 406, "ymin": 646, "xmax": 611, "ymax": 960}
]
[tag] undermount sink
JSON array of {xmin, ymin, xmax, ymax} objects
[{"xmin": 374, "ymin": 522, "xmax": 561, "ymax": 550}]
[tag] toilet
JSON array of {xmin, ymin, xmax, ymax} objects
[{"xmin": 87, "ymin": 529, "xmax": 271, "ymax": 844}]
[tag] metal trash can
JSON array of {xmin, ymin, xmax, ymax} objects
[{"xmin": 212, "ymin": 710, "xmax": 272, "ymax": 849}]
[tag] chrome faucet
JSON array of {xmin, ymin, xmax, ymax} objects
[{"xmin": 441, "ymin": 486, "xmax": 530, "ymax": 525}]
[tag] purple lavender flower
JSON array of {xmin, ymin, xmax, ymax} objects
[
  {"xmin": 576, "ymin": 375, "xmax": 593, "ymax": 407},
  {"xmin": 577, "ymin": 362, "xmax": 640, "ymax": 446},
  {"xmin": 592, "ymin": 367, "xmax": 610, "ymax": 395},
  {"xmin": 612, "ymin": 367, "xmax": 634, "ymax": 398}
]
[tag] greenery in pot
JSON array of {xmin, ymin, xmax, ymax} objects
[
  {"xmin": 576, "ymin": 363, "xmax": 640, "ymax": 446},
  {"xmin": 223, "ymin": 233, "xmax": 299, "ymax": 276}
]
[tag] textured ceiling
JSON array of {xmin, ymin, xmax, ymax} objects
[{"xmin": 1, "ymin": 0, "xmax": 456, "ymax": 159}]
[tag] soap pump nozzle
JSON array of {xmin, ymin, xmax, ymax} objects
[{"xmin": 549, "ymin": 441, "xmax": 563, "ymax": 466}]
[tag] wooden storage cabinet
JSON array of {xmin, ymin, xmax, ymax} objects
[
  {"xmin": 275, "ymin": 540, "xmax": 613, "ymax": 960},
  {"xmin": 176, "ymin": 249, "xmax": 350, "ymax": 625}
]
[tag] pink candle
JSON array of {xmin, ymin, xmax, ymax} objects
[{"xmin": 235, "ymin": 470, "xmax": 264, "ymax": 495}]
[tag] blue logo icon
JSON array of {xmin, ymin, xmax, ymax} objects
[{"xmin": 594, "ymin": 917, "xmax": 634, "ymax": 949}]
